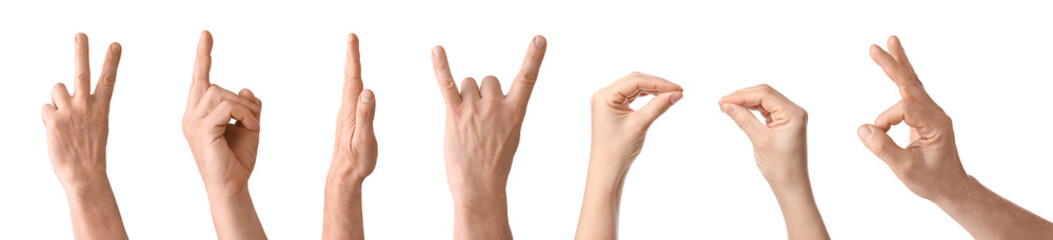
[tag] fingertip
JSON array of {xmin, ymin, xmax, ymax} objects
[
  {"xmin": 432, "ymin": 45, "xmax": 444, "ymax": 58},
  {"xmin": 53, "ymin": 82, "xmax": 68, "ymax": 93},
  {"xmin": 110, "ymin": 42, "xmax": 122, "ymax": 55},
  {"xmin": 349, "ymin": 33, "xmax": 358, "ymax": 42},
  {"xmin": 199, "ymin": 30, "xmax": 213, "ymax": 46},
  {"xmin": 41, "ymin": 103, "xmax": 55, "ymax": 113},
  {"xmin": 360, "ymin": 89, "xmax": 374, "ymax": 103},
  {"xmin": 869, "ymin": 44, "xmax": 882, "ymax": 53},
  {"xmin": 721, "ymin": 103, "xmax": 737, "ymax": 115},
  {"xmin": 533, "ymin": 35, "xmax": 546, "ymax": 48},
  {"xmin": 75, "ymin": 33, "xmax": 87, "ymax": 43},
  {"xmin": 670, "ymin": 91, "xmax": 683, "ymax": 104},
  {"xmin": 857, "ymin": 124, "xmax": 874, "ymax": 142}
]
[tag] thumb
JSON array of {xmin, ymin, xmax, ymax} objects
[
  {"xmin": 857, "ymin": 124, "xmax": 908, "ymax": 165},
  {"xmin": 633, "ymin": 91, "xmax": 682, "ymax": 125},
  {"xmin": 721, "ymin": 103, "xmax": 764, "ymax": 136},
  {"xmin": 354, "ymin": 89, "xmax": 376, "ymax": 142}
]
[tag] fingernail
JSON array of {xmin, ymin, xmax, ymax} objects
[
  {"xmin": 721, "ymin": 104, "xmax": 735, "ymax": 115},
  {"xmin": 76, "ymin": 33, "xmax": 86, "ymax": 43},
  {"xmin": 534, "ymin": 36, "xmax": 546, "ymax": 48},
  {"xmin": 361, "ymin": 90, "xmax": 374, "ymax": 103},
  {"xmin": 432, "ymin": 47, "xmax": 442, "ymax": 58},
  {"xmin": 111, "ymin": 43, "xmax": 121, "ymax": 54},
  {"xmin": 670, "ymin": 91, "xmax": 683, "ymax": 104},
  {"xmin": 858, "ymin": 125, "xmax": 872, "ymax": 142}
]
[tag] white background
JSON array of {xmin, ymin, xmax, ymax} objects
[{"xmin": 1, "ymin": 0, "xmax": 1051, "ymax": 239}]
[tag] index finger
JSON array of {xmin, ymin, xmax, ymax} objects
[
  {"xmin": 506, "ymin": 35, "xmax": 547, "ymax": 106},
  {"xmin": 431, "ymin": 46, "xmax": 461, "ymax": 107},
  {"xmin": 74, "ymin": 33, "xmax": 91, "ymax": 100},
  {"xmin": 601, "ymin": 72, "xmax": 682, "ymax": 106},
  {"xmin": 342, "ymin": 33, "xmax": 364, "ymax": 112},
  {"xmin": 870, "ymin": 43, "xmax": 930, "ymax": 101},
  {"xmin": 719, "ymin": 84, "xmax": 802, "ymax": 118},
  {"xmin": 191, "ymin": 30, "xmax": 214, "ymax": 105}
]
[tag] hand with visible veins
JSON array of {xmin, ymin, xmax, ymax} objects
[
  {"xmin": 431, "ymin": 35, "xmax": 547, "ymax": 240},
  {"xmin": 323, "ymin": 33, "xmax": 377, "ymax": 240},
  {"xmin": 719, "ymin": 84, "xmax": 829, "ymax": 240},
  {"xmin": 180, "ymin": 30, "xmax": 267, "ymax": 239},
  {"xmin": 859, "ymin": 35, "xmax": 1053, "ymax": 239},
  {"xmin": 575, "ymin": 72, "xmax": 682, "ymax": 240},
  {"xmin": 41, "ymin": 33, "xmax": 128, "ymax": 240}
]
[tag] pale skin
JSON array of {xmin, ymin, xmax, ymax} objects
[
  {"xmin": 181, "ymin": 30, "xmax": 267, "ymax": 239},
  {"xmin": 574, "ymin": 72, "xmax": 683, "ymax": 240},
  {"xmin": 41, "ymin": 33, "xmax": 128, "ymax": 240},
  {"xmin": 323, "ymin": 33, "xmax": 378, "ymax": 240},
  {"xmin": 431, "ymin": 35, "xmax": 547, "ymax": 240},
  {"xmin": 719, "ymin": 84, "xmax": 829, "ymax": 240},
  {"xmin": 859, "ymin": 36, "xmax": 1053, "ymax": 239}
]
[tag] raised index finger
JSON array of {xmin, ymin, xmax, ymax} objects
[
  {"xmin": 191, "ymin": 30, "xmax": 214, "ymax": 105},
  {"xmin": 506, "ymin": 35, "xmax": 547, "ymax": 106},
  {"xmin": 74, "ymin": 33, "xmax": 91, "ymax": 100},
  {"xmin": 870, "ymin": 42, "xmax": 929, "ymax": 101},
  {"xmin": 342, "ymin": 33, "xmax": 364, "ymax": 112},
  {"xmin": 431, "ymin": 46, "xmax": 461, "ymax": 107}
]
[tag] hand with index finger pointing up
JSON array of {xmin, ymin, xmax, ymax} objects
[
  {"xmin": 324, "ymin": 33, "xmax": 377, "ymax": 240},
  {"xmin": 180, "ymin": 30, "xmax": 267, "ymax": 240}
]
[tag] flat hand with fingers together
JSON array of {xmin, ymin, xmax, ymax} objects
[
  {"xmin": 323, "ymin": 33, "xmax": 378, "ymax": 240},
  {"xmin": 431, "ymin": 35, "xmax": 547, "ymax": 240}
]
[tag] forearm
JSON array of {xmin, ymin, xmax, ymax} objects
[
  {"xmin": 575, "ymin": 154, "xmax": 628, "ymax": 240},
  {"xmin": 935, "ymin": 176, "xmax": 1053, "ymax": 239},
  {"xmin": 770, "ymin": 176, "xmax": 829, "ymax": 240},
  {"xmin": 207, "ymin": 187, "xmax": 266, "ymax": 240},
  {"xmin": 323, "ymin": 178, "xmax": 365, "ymax": 240},
  {"xmin": 63, "ymin": 176, "xmax": 128, "ymax": 240},
  {"xmin": 451, "ymin": 185, "xmax": 512, "ymax": 240}
]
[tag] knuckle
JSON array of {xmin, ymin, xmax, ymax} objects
[
  {"xmin": 440, "ymin": 79, "xmax": 456, "ymax": 90},
  {"xmin": 76, "ymin": 72, "xmax": 91, "ymax": 81},
  {"xmin": 519, "ymin": 73, "xmax": 538, "ymax": 85}
]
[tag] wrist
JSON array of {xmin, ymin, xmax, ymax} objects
[
  {"xmin": 767, "ymin": 169, "xmax": 812, "ymax": 195},
  {"xmin": 586, "ymin": 150, "xmax": 633, "ymax": 180},
  {"xmin": 63, "ymin": 174, "xmax": 114, "ymax": 198},
  {"xmin": 326, "ymin": 176, "xmax": 364, "ymax": 194},
  {"xmin": 206, "ymin": 183, "xmax": 251, "ymax": 204},
  {"xmin": 931, "ymin": 175, "xmax": 980, "ymax": 207},
  {"xmin": 451, "ymin": 187, "xmax": 511, "ymax": 237}
]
